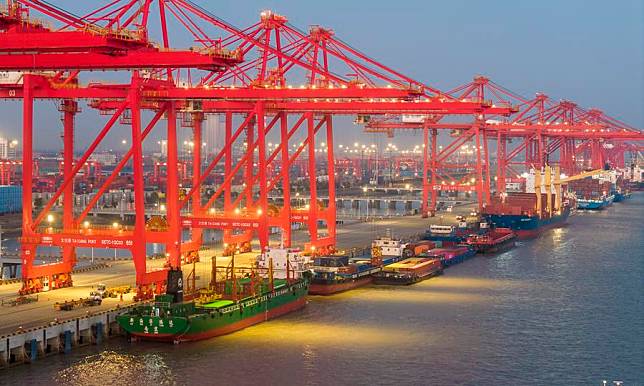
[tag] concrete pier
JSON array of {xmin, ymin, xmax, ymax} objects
[
  {"xmin": 0, "ymin": 257, "xmax": 21, "ymax": 280},
  {"xmin": 0, "ymin": 305, "xmax": 137, "ymax": 368}
]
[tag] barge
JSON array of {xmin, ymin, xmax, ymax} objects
[
  {"xmin": 309, "ymin": 235, "xmax": 407, "ymax": 295},
  {"xmin": 465, "ymin": 227, "xmax": 516, "ymax": 253},
  {"xmin": 309, "ymin": 255, "xmax": 379, "ymax": 295},
  {"xmin": 425, "ymin": 245, "xmax": 476, "ymax": 266},
  {"xmin": 372, "ymin": 257, "xmax": 443, "ymax": 285}
]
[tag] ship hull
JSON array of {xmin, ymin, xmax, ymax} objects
[
  {"xmin": 473, "ymin": 239, "xmax": 516, "ymax": 254},
  {"xmin": 577, "ymin": 199, "xmax": 608, "ymax": 210},
  {"xmin": 309, "ymin": 276, "xmax": 372, "ymax": 295},
  {"xmin": 612, "ymin": 192, "xmax": 625, "ymax": 202},
  {"xmin": 440, "ymin": 249, "xmax": 476, "ymax": 266},
  {"xmin": 118, "ymin": 281, "xmax": 309, "ymax": 343},
  {"xmin": 486, "ymin": 207, "xmax": 570, "ymax": 239}
]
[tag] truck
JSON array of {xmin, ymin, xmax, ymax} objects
[
  {"xmin": 54, "ymin": 296, "xmax": 102, "ymax": 311},
  {"xmin": 90, "ymin": 283, "xmax": 131, "ymax": 298},
  {"xmin": 90, "ymin": 283, "xmax": 108, "ymax": 298}
]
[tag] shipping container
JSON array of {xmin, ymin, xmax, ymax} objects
[{"xmin": 0, "ymin": 185, "xmax": 22, "ymax": 214}]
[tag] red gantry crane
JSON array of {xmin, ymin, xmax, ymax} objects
[
  {"xmin": 1, "ymin": 1, "xmax": 506, "ymax": 298},
  {"xmin": 365, "ymin": 76, "xmax": 643, "ymax": 214},
  {"xmin": 3, "ymin": 1, "xmax": 638, "ymax": 300}
]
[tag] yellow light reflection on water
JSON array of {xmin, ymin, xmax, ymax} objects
[
  {"xmin": 56, "ymin": 351, "xmax": 175, "ymax": 386},
  {"xmin": 415, "ymin": 277, "xmax": 525, "ymax": 290},
  {"xmin": 223, "ymin": 320, "xmax": 427, "ymax": 347},
  {"xmin": 350, "ymin": 290, "xmax": 487, "ymax": 304}
]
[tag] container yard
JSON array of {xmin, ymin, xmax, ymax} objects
[{"xmin": 0, "ymin": 0, "xmax": 642, "ymax": 385}]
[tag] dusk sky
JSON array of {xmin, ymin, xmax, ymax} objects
[{"xmin": 0, "ymin": 0, "xmax": 641, "ymax": 152}]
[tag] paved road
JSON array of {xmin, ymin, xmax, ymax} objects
[{"xmin": 0, "ymin": 203, "xmax": 476, "ymax": 335}]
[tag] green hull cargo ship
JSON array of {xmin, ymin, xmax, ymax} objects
[{"xmin": 117, "ymin": 249, "xmax": 309, "ymax": 343}]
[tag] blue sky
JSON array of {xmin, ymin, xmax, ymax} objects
[{"xmin": 0, "ymin": 0, "xmax": 641, "ymax": 151}]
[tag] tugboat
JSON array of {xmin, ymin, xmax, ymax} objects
[
  {"xmin": 117, "ymin": 250, "xmax": 310, "ymax": 343},
  {"xmin": 372, "ymin": 257, "xmax": 443, "ymax": 285}
]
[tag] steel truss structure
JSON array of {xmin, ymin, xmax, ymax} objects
[
  {"xmin": 0, "ymin": 0, "xmax": 507, "ymax": 299},
  {"xmin": 366, "ymin": 76, "xmax": 644, "ymax": 214},
  {"xmin": 0, "ymin": 0, "xmax": 640, "ymax": 298}
]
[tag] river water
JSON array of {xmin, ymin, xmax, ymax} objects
[{"xmin": 2, "ymin": 194, "xmax": 643, "ymax": 385}]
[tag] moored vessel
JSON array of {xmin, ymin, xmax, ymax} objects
[
  {"xmin": 372, "ymin": 257, "xmax": 443, "ymax": 285},
  {"xmin": 577, "ymin": 197, "xmax": 610, "ymax": 210},
  {"xmin": 308, "ymin": 255, "xmax": 380, "ymax": 295},
  {"xmin": 484, "ymin": 202, "xmax": 571, "ymax": 238},
  {"xmin": 465, "ymin": 227, "xmax": 516, "ymax": 253},
  {"xmin": 425, "ymin": 245, "xmax": 475, "ymax": 266},
  {"xmin": 309, "ymin": 234, "xmax": 407, "ymax": 295},
  {"xmin": 117, "ymin": 250, "xmax": 310, "ymax": 343},
  {"xmin": 371, "ymin": 233, "xmax": 408, "ymax": 257},
  {"xmin": 484, "ymin": 165, "xmax": 578, "ymax": 238},
  {"xmin": 423, "ymin": 221, "xmax": 484, "ymax": 245},
  {"xmin": 569, "ymin": 169, "xmax": 617, "ymax": 209}
]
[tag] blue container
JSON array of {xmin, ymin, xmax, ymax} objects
[{"xmin": 0, "ymin": 185, "xmax": 22, "ymax": 214}]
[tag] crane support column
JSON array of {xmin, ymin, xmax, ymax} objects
[
  {"xmin": 191, "ymin": 111, "xmax": 203, "ymax": 248},
  {"xmin": 165, "ymin": 101, "xmax": 181, "ymax": 270},
  {"xmin": 483, "ymin": 127, "xmax": 491, "ymax": 204},
  {"xmin": 430, "ymin": 128, "xmax": 438, "ymax": 215},
  {"xmin": 307, "ymin": 112, "xmax": 319, "ymax": 246},
  {"xmin": 256, "ymin": 102, "xmax": 268, "ymax": 250},
  {"xmin": 130, "ymin": 75, "xmax": 158, "ymax": 300},
  {"xmin": 475, "ymin": 124, "xmax": 484, "ymax": 211},
  {"xmin": 421, "ymin": 125, "xmax": 429, "ymax": 217},
  {"xmin": 280, "ymin": 112, "xmax": 292, "ymax": 247},
  {"xmin": 223, "ymin": 111, "xmax": 233, "ymax": 244},
  {"xmin": 20, "ymin": 74, "xmax": 37, "ymax": 292},
  {"xmin": 497, "ymin": 132, "xmax": 506, "ymax": 193},
  {"xmin": 325, "ymin": 114, "xmax": 337, "ymax": 246},
  {"xmin": 61, "ymin": 99, "xmax": 77, "ymax": 283}
]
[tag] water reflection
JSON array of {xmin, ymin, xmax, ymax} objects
[
  {"xmin": 55, "ymin": 351, "xmax": 176, "ymax": 386},
  {"xmin": 227, "ymin": 320, "xmax": 426, "ymax": 347},
  {"xmin": 338, "ymin": 288, "xmax": 488, "ymax": 304},
  {"xmin": 3, "ymin": 194, "xmax": 642, "ymax": 385}
]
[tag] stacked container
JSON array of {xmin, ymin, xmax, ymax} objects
[
  {"xmin": 0, "ymin": 185, "xmax": 22, "ymax": 214},
  {"xmin": 568, "ymin": 179, "xmax": 612, "ymax": 200},
  {"xmin": 483, "ymin": 192, "xmax": 558, "ymax": 218}
]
